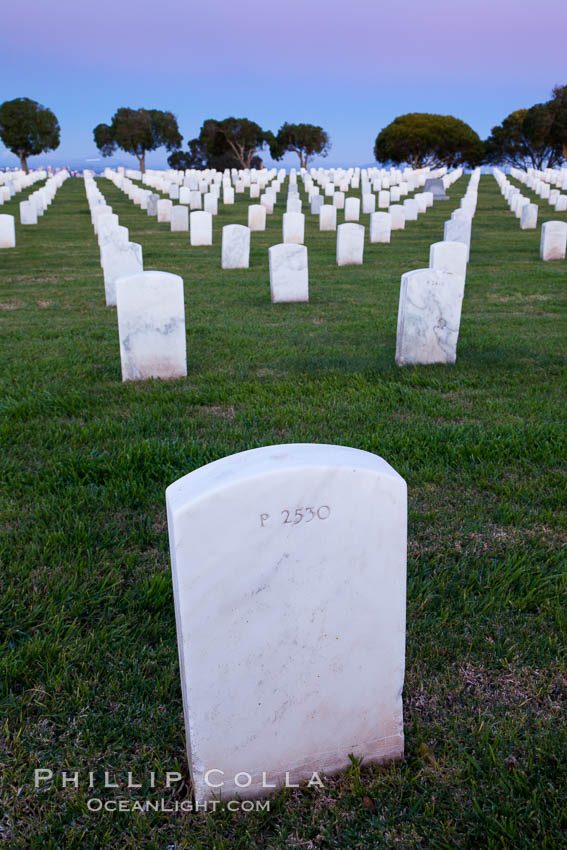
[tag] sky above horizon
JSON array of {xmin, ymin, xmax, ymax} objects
[{"xmin": 1, "ymin": 0, "xmax": 565, "ymax": 170}]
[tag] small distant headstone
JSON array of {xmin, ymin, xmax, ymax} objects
[
  {"xmin": 221, "ymin": 224, "xmax": 250, "ymax": 269},
  {"xmin": 310, "ymin": 195, "xmax": 324, "ymax": 215},
  {"xmin": 378, "ymin": 190, "xmax": 390, "ymax": 208},
  {"xmin": 362, "ymin": 193, "xmax": 376, "ymax": 214},
  {"xmin": 248, "ymin": 204, "xmax": 266, "ymax": 232},
  {"xmin": 282, "ymin": 212, "xmax": 305, "ymax": 244},
  {"xmin": 158, "ymin": 199, "xmax": 173, "ymax": 223},
  {"xmin": 147, "ymin": 194, "xmax": 160, "ymax": 216},
  {"xmin": 190, "ymin": 210, "xmax": 213, "ymax": 246},
  {"xmin": 287, "ymin": 198, "xmax": 302, "ymax": 214},
  {"xmin": 204, "ymin": 194, "xmax": 218, "ymax": 215},
  {"xmin": 165, "ymin": 442, "xmax": 407, "ymax": 803},
  {"xmin": 403, "ymin": 198, "xmax": 419, "ymax": 221},
  {"xmin": 20, "ymin": 201, "xmax": 38, "ymax": 225},
  {"xmin": 319, "ymin": 204, "xmax": 337, "ymax": 231},
  {"xmin": 269, "ymin": 243, "xmax": 309, "ymax": 302},
  {"xmin": 336, "ymin": 223, "xmax": 364, "ymax": 266},
  {"xmin": 369, "ymin": 211, "xmax": 392, "ymax": 244},
  {"xmin": 344, "ymin": 197, "xmax": 361, "ymax": 221},
  {"xmin": 423, "ymin": 178, "xmax": 448, "ymax": 200},
  {"xmin": 395, "ymin": 268, "xmax": 465, "ymax": 366},
  {"xmin": 389, "ymin": 205, "xmax": 405, "ymax": 230},
  {"xmin": 179, "ymin": 187, "xmax": 191, "ymax": 205},
  {"xmin": 443, "ymin": 218, "xmax": 471, "ymax": 260},
  {"xmin": 171, "ymin": 205, "xmax": 189, "ymax": 232},
  {"xmin": 429, "ymin": 241, "xmax": 467, "ymax": 279},
  {"xmin": 540, "ymin": 220, "xmax": 567, "ymax": 260},
  {"xmin": 101, "ymin": 241, "xmax": 143, "ymax": 306},
  {"xmin": 116, "ymin": 271, "xmax": 187, "ymax": 381},
  {"xmin": 520, "ymin": 203, "xmax": 538, "ymax": 230}
]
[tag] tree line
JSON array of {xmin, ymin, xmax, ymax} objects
[{"xmin": 0, "ymin": 88, "xmax": 566, "ymax": 174}]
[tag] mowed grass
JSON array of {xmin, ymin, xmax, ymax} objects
[{"xmin": 1, "ymin": 172, "xmax": 566, "ymax": 849}]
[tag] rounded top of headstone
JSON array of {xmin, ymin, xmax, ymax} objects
[{"xmin": 166, "ymin": 443, "xmax": 406, "ymax": 516}]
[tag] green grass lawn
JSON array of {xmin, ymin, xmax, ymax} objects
[{"xmin": 1, "ymin": 172, "xmax": 566, "ymax": 849}]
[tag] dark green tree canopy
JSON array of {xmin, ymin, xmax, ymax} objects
[
  {"xmin": 167, "ymin": 138, "xmax": 263, "ymax": 171},
  {"xmin": 194, "ymin": 118, "xmax": 273, "ymax": 170},
  {"xmin": 93, "ymin": 107, "xmax": 182, "ymax": 173},
  {"xmin": 0, "ymin": 97, "xmax": 60, "ymax": 173},
  {"xmin": 485, "ymin": 105, "xmax": 562, "ymax": 169},
  {"xmin": 270, "ymin": 122, "xmax": 330, "ymax": 168},
  {"xmin": 548, "ymin": 84, "xmax": 567, "ymax": 161},
  {"xmin": 374, "ymin": 113, "xmax": 484, "ymax": 169}
]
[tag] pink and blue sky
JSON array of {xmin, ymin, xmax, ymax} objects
[{"xmin": 1, "ymin": 0, "xmax": 565, "ymax": 170}]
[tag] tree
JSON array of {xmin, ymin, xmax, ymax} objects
[
  {"xmin": 485, "ymin": 104, "xmax": 562, "ymax": 169},
  {"xmin": 0, "ymin": 97, "xmax": 60, "ymax": 173},
  {"xmin": 270, "ymin": 122, "xmax": 330, "ymax": 168},
  {"xmin": 374, "ymin": 113, "xmax": 484, "ymax": 169},
  {"xmin": 93, "ymin": 108, "xmax": 182, "ymax": 173},
  {"xmin": 548, "ymin": 85, "xmax": 567, "ymax": 161},
  {"xmin": 196, "ymin": 118, "xmax": 273, "ymax": 170}
]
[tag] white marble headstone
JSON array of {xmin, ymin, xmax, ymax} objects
[
  {"xmin": 540, "ymin": 220, "xmax": 567, "ymax": 260},
  {"xmin": 389, "ymin": 205, "xmax": 405, "ymax": 230},
  {"xmin": 344, "ymin": 197, "xmax": 361, "ymax": 221},
  {"xmin": 101, "ymin": 241, "xmax": 143, "ymax": 306},
  {"xmin": 190, "ymin": 211, "xmax": 213, "ymax": 246},
  {"xmin": 395, "ymin": 268, "xmax": 465, "ymax": 366},
  {"xmin": 166, "ymin": 443, "xmax": 407, "ymax": 803},
  {"xmin": 336, "ymin": 223, "xmax": 364, "ymax": 266},
  {"xmin": 222, "ymin": 224, "xmax": 250, "ymax": 269},
  {"xmin": 319, "ymin": 205, "xmax": 337, "ymax": 231},
  {"xmin": 443, "ymin": 218, "xmax": 471, "ymax": 260},
  {"xmin": 429, "ymin": 241, "xmax": 467, "ymax": 279},
  {"xmin": 369, "ymin": 212, "xmax": 392, "ymax": 244},
  {"xmin": 116, "ymin": 271, "xmax": 187, "ymax": 381},
  {"xmin": 269, "ymin": 243, "xmax": 309, "ymax": 302},
  {"xmin": 171, "ymin": 205, "xmax": 189, "ymax": 232},
  {"xmin": 282, "ymin": 212, "xmax": 305, "ymax": 244},
  {"xmin": 0, "ymin": 214, "xmax": 16, "ymax": 248},
  {"xmin": 20, "ymin": 201, "xmax": 38, "ymax": 225},
  {"xmin": 248, "ymin": 205, "xmax": 267, "ymax": 232}
]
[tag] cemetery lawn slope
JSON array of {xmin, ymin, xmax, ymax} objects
[{"xmin": 1, "ymin": 175, "xmax": 566, "ymax": 849}]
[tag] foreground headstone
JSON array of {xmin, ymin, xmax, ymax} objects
[
  {"xmin": 166, "ymin": 443, "xmax": 407, "ymax": 803},
  {"xmin": 395, "ymin": 268, "xmax": 465, "ymax": 366},
  {"xmin": 336, "ymin": 223, "xmax": 364, "ymax": 266},
  {"xmin": 0, "ymin": 215, "xmax": 16, "ymax": 248},
  {"xmin": 116, "ymin": 271, "xmax": 187, "ymax": 381},
  {"xmin": 269, "ymin": 243, "xmax": 309, "ymax": 302},
  {"xmin": 540, "ymin": 221, "xmax": 567, "ymax": 260},
  {"xmin": 190, "ymin": 211, "xmax": 213, "ymax": 246},
  {"xmin": 222, "ymin": 224, "xmax": 250, "ymax": 269}
]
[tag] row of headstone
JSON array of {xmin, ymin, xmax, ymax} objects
[
  {"xmin": 510, "ymin": 166, "xmax": 567, "ymax": 211},
  {"xmin": 165, "ymin": 442, "xmax": 407, "ymax": 802},
  {"xmin": 19, "ymin": 171, "xmax": 69, "ymax": 225},
  {"xmin": 441, "ymin": 168, "xmax": 480, "ymax": 260},
  {"xmin": 85, "ymin": 174, "xmax": 188, "ymax": 380},
  {"xmin": 0, "ymin": 169, "xmax": 47, "ymax": 204},
  {"xmin": 83, "ymin": 173, "xmax": 144, "ymax": 306},
  {"xmin": 493, "ymin": 168, "xmax": 538, "ymax": 229}
]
